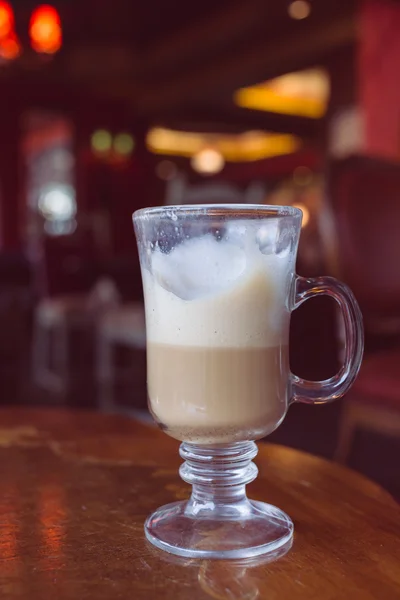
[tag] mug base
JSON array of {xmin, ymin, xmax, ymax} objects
[{"xmin": 144, "ymin": 499, "xmax": 294, "ymax": 560}]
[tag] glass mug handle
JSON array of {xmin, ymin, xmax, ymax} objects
[{"xmin": 291, "ymin": 275, "xmax": 364, "ymax": 404}]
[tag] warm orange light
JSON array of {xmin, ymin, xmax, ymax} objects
[
  {"xmin": 234, "ymin": 69, "xmax": 330, "ymax": 119},
  {"xmin": 288, "ymin": 0, "xmax": 311, "ymax": 20},
  {"xmin": 293, "ymin": 202, "xmax": 310, "ymax": 227},
  {"xmin": 147, "ymin": 128, "xmax": 301, "ymax": 162},
  {"xmin": 191, "ymin": 148, "xmax": 225, "ymax": 174},
  {"xmin": 0, "ymin": 32, "xmax": 21, "ymax": 60},
  {"xmin": 29, "ymin": 5, "xmax": 62, "ymax": 54},
  {"xmin": 0, "ymin": 1, "xmax": 13, "ymax": 40}
]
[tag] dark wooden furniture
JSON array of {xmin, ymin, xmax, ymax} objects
[
  {"xmin": 325, "ymin": 156, "xmax": 400, "ymax": 462},
  {"xmin": 0, "ymin": 408, "xmax": 398, "ymax": 599}
]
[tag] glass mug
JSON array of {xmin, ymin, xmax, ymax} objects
[{"xmin": 133, "ymin": 204, "xmax": 363, "ymax": 560}]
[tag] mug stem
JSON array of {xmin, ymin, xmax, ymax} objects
[{"xmin": 180, "ymin": 442, "xmax": 258, "ymax": 515}]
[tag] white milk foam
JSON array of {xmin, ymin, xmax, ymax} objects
[{"xmin": 143, "ymin": 231, "xmax": 292, "ymax": 348}]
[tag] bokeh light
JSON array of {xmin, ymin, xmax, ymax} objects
[
  {"xmin": 91, "ymin": 129, "xmax": 112, "ymax": 154},
  {"xmin": 38, "ymin": 184, "xmax": 76, "ymax": 221},
  {"xmin": 114, "ymin": 132, "xmax": 135, "ymax": 157},
  {"xmin": 29, "ymin": 5, "xmax": 62, "ymax": 54},
  {"xmin": 191, "ymin": 148, "xmax": 225, "ymax": 175},
  {"xmin": 288, "ymin": 1, "xmax": 311, "ymax": 20},
  {"xmin": 293, "ymin": 166, "xmax": 313, "ymax": 186},
  {"xmin": 293, "ymin": 202, "xmax": 310, "ymax": 227},
  {"xmin": 44, "ymin": 219, "xmax": 77, "ymax": 236},
  {"xmin": 155, "ymin": 160, "xmax": 178, "ymax": 180},
  {"xmin": 0, "ymin": 32, "xmax": 21, "ymax": 60},
  {"xmin": 0, "ymin": 2, "xmax": 13, "ymax": 40}
]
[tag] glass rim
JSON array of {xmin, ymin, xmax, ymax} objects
[{"xmin": 133, "ymin": 204, "xmax": 302, "ymax": 221}]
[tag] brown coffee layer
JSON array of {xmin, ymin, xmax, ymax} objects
[{"xmin": 147, "ymin": 343, "xmax": 289, "ymax": 444}]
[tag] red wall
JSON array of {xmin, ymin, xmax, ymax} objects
[
  {"xmin": 0, "ymin": 109, "xmax": 20, "ymax": 249},
  {"xmin": 360, "ymin": 0, "xmax": 400, "ymax": 159}
]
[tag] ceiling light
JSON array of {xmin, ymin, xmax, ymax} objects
[
  {"xmin": 288, "ymin": 1, "xmax": 311, "ymax": 20},
  {"xmin": 234, "ymin": 68, "xmax": 329, "ymax": 119},
  {"xmin": 147, "ymin": 128, "xmax": 301, "ymax": 162}
]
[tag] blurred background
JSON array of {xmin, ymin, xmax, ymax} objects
[{"xmin": 0, "ymin": 0, "xmax": 399, "ymax": 497}]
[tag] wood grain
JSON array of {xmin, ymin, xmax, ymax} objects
[{"xmin": 0, "ymin": 408, "xmax": 398, "ymax": 600}]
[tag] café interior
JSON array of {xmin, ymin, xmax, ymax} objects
[{"xmin": 0, "ymin": 0, "xmax": 399, "ymax": 502}]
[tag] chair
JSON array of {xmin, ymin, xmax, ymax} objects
[
  {"xmin": 96, "ymin": 302, "xmax": 147, "ymax": 413},
  {"xmin": 32, "ymin": 294, "xmax": 90, "ymax": 395},
  {"xmin": 31, "ymin": 232, "xmax": 98, "ymax": 398},
  {"xmin": 323, "ymin": 156, "xmax": 400, "ymax": 462}
]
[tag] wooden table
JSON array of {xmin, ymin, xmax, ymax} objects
[{"xmin": 0, "ymin": 409, "xmax": 398, "ymax": 600}]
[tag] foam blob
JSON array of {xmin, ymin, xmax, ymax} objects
[{"xmin": 152, "ymin": 235, "xmax": 247, "ymax": 300}]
